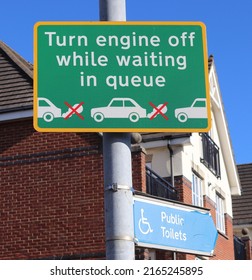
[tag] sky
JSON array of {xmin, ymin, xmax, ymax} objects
[{"xmin": 0, "ymin": 0, "xmax": 251, "ymax": 164}]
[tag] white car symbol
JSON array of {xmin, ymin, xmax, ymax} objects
[
  {"xmin": 175, "ymin": 98, "xmax": 207, "ymax": 123},
  {"xmin": 38, "ymin": 97, "xmax": 62, "ymax": 122},
  {"xmin": 91, "ymin": 98, "xmax": 147, "ymax": 123}
]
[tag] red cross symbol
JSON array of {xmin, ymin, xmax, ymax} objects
[
  {"xmin": 64, "ymin": 101, "xmax": 84, "ymax": 120},
  {"xmin": 149, "ymin": 102, "xmax": 168, "ymax": 120}
]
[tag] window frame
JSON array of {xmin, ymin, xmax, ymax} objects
[
  {"xmin": 192, "ymin": 172, "xmax": 204, "ymax": 207},
  {"xmin": 215, "ymin": 193, "xmax": 225, "ymax": 234}
]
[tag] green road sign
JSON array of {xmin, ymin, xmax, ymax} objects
[{"xmin": 34, "ymin": 22, "xmax": 210, "ymax": 132}]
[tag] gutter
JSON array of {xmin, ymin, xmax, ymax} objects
[{"xmin": 0, "ymin": 108, "xmax": 33, "ymax": 122}]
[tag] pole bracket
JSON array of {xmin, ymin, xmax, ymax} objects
[
  {"xmin": 106, "ymin": 235, "xmax": 135, "ymax": 242},
  {"xmin": 105, "ymin": 183, "xmax": 132, "ymax": 192}
]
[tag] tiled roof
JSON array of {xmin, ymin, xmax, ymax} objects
[
  {"xmin": 0, "ymin": 41, "xmax": 33, "ymax": 113},
  {"xmin": 232, "ymin": 163, "xmax": 252, "ymax": 225}
]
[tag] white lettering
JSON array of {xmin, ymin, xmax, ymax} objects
[
  {"xmin": 131, "ymin": 76, "xmax": 142, "ymax": 87},
  {"xmin": 105, "ymin": 75, "xmax": 166, "ymax": 90},
  {"xmin": 106, "ymin": 76, "xmax": 117, "ymax": 90},
  {"xmin": 168, "ymin": 32, "xmax": 196, "ymax": 47},
  {"xmin": 115, "ymin": 53, "xmax": 187, "ymax": 70},
  {"xmin": 168, "ymin": 35, "xmax": 180, "ymax": 47},
  {"xmin": 44, "ymin": 32, "xmax": 88, "ymax": 47},
  {"xmin": 56, "ymin": 55, "xmax": 71, "ymax": 66},
  {"xmin": 55, "ymin": 52, "xmax": 108, "ymax": 67},
  {"xmin": 160, "ymin": 211, "xmax": 184, "ymax": 226},
  {"xmin": 44, "ymin": 32, "xmax": 56, "ymax": 46},
  {"xmin": 96, "ymin": 32, "xmax": 160, "ymax": 50},
  {"xmin": 80, "ymin": 72, "xmax": 97, "ymax": 87},
  {"xmin": 116, "ymin": 55, "xmax": 131, "ymax": 66},
  {"xmin": 161, "ymin": 226, "xmax": 187, "ymax": 241},
  {"xmin": 189, "ymin": 32, "xmax": 195, "ymax": 46}
]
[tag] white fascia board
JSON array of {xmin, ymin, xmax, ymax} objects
[
  {"xmin": 141, "ymin": 140, "xmax": 168, "ymax": 149},
  {"xmin": 209, "ymin": 62, "xmax": 241, "ymax": 196}
]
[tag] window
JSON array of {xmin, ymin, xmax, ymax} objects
[
  {"xmin": 124, "ymin": 100, "xmax": 135, "ymax": 107},
  {"xmin": 216, "ymin": 193, "xmax": 225, "ymax": 234},
  {"xmin": 192, "ymin": 173, "xmax": 203, "ymax": 207},
  {"xmin": 110, "ymin": 100, "xmax": 123, "ymax": 107},
  {"xmin": 194, "ymin": 100, "xmax": 206, "ymax": 107},
  {"xmin": 39, "ymin": 99, "xmax": 50, "ymax": 106},
  {"xmin": 200, "ymin": 133, "xmax": 221, "ymax": 178}
]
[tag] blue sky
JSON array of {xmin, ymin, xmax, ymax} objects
[{"xmin": 1, "ymin": 0, "xmax": 251, "ymax": 164}]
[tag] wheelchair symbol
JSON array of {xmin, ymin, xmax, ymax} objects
[{"xmin": 138, "ymin": 208, "xmax": 154, "ymax": 235}]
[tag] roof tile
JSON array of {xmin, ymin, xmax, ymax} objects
[
  {"xmin": 233, "ymin": 163, "xmax": 252, "ymax": 225},
  {"xmin": 0, "ymin": 41, "xmax": 33, "ymax": 113}
]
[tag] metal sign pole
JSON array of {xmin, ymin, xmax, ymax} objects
[{"xmin": 99, "ymin": 0, "xmax": 135, "ymax": 260}]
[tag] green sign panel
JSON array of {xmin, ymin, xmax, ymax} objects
[{"xmin": 34, "ymin": 22, "xmax": 210, "ymax": 132}]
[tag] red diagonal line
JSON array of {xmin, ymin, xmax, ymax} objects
[
  {"xmin": 149, "ymin": 102, "xmax": 168, "ymax": 120},
  {"xmin": 64, "ymin": 102, "xmax": 84, "ymax": 119},
  {"xmin": 150, "ymin": 102, "xmax": 168, "ymax": 120},
  {"xmin": 149, "ymin": 102, "xmax": 166, "ymax": 119},
  {"xmin": 64, "ymin": 102, "xmax": 84, "ymax": 120}
]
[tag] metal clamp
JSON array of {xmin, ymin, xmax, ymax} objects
[
  {"xmin": 106, "ymin": 235, "xmax": 135, "ymax": 242},
  {"xmin": 105, "ymin": 183, "xmax": 132, "ymax": 192}
]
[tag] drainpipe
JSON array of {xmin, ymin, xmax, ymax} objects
[
  {"xmin": 167, "ymin": 141, "xmax": 176, "ymax": 260},
  {"xmin": 167, "ymin": 141, "xmax": 174, "ymax": 188}
]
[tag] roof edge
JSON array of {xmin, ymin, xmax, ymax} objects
[
  {"xmin": 208, "ymin": 56, "xmax": 241, "ymax": 195},
  {"xmin": 0, "ymin": 40, "xmax": 33, "ymax": 79}
]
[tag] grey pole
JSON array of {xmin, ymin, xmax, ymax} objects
[
  {"xmin": 99, "ymin": 0, "xmax": 126, "ymax": 21},
  {"xmin": 103, "ymin": 133, "xmax": 135, "ymax": 260},
  {"xmin": 99, "ymin": 0, "xmax": 135, "ymax": 260}
]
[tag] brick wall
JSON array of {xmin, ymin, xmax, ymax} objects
[
  {"xmin": 212, "ymin": 214, "xmax": 235, "ymax": 260},
  {"xmin": 0, "ymin": 120, "xmax": 106, "ymax": 259},
  {"xmin": 131, "ymin": 146, "xmax": 146, "ymax": 193},
  {"xmin": 174, "ymin": 175, "xmax": 192, "ymax": 204},
  {"xmin": 0, "ymin": 119, "xmax": 147, "ymax": 260},
  {"xmin": 205, "ymin": 196, "xmax": 235, "ymax": 260}
]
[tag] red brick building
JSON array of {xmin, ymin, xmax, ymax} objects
[{"xmin": 0, "ymin": 41, "xmax": 241, "ymax": 259}]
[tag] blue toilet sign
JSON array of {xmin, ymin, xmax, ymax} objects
[{"xmin": 133, "ymin": 195, "xmax": 218, "ymax": 256}]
